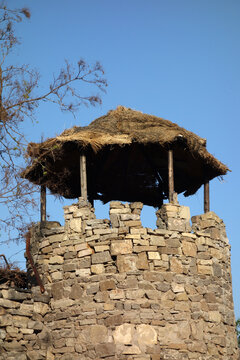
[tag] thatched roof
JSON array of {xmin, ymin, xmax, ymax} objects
[{"xmin": 22, "ymin": 106, "xmax": 229, "ymax": 207}]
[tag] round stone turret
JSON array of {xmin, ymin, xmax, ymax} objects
[{"xmin": 22, "ymin": 199, "xmax": 239, "ymax": 360}]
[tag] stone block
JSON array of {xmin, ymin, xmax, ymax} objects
[
  {"xmin": 213, "ymin": 263, "xmax": 222, "ymax": 277},
  {"xmin": 86, "ymin": 234, "xmax": 100, "ymax": 242},
  {"xmin": 182, "ymin": 240, "xmax": 197, "ymax": 257},
  {"xmin": 167, "ymin": 238, "xmax": 181, "ymax": 248},
  {"xmin": 69, "ymin": 218, "xmax": 82, "ymax": 232},
  {"xmin": 51, "ymin": 298, "xmax": 74, "ymax": 309},
  {"xmin": 190, "ymin": 320, "xmax": 204, "ymax": 340},
  {"xmin": 208, "ymin": 311, "xmax": 222, "ymax": 323},
  {"xmin": 123, "ymin": 220, "xmax": 142, "ymax": 227},
  {"xmin": 41, "ymin": 245, "xmax": 53, "ymax": 254},
  {"xmin": 12, "ymin": 315, "xmax": 29, "ymax": 328},
  {"xmin": 136, "ymin": 252, "xmax": 149, "ymax": 270},
  {"xmin": 175, "ymin": 292, "xmax": 188, "ymax": 301},
  {"xmin": 147, "ymin": 252, "xmax": 160, "ymax": 260},
  {"xmin": 78, "ymin": 248, "xmax": 93, "ymax": 257},
  {"xmin": 158, "ymin": 321, "xmax": 190, "ymax": 345},
  {"xmin": 0, "ymin": 298, "xmax": 19, "ymax": 308},
  {"xmin": 171, "ymin": 283, "xmax": 185, "ymax": 293},
  {"xmin": 86, "ymin": 283, "xmax": 99, "ymax": 294},
  {"xmin": 136, "ymin": 324, "xmax": 157, "ymax": 346},
  {"xmin": 94, "ymin": 291, "xmax": 109, "ymax": 303},
  {"xmin": 90, "ymin": 325, "xmax": 108, "ymax": 343},
  {"xmin": 32, "ymin": 291, "xmax": 50, "ymax": 304},
  {"xmin": 126, "ymin": 289, "xmax": 145, "ymax": 300},
  {"xmin": 64, "ymin": 250, "xmax": 77, "ymax": 259},
  {"xmin": 204, "ymin": 292, "xmax": 216, "ymax": 303},
  {"xmin": 131, "ymin": 228, "xmax": 147, "ymax": 235},
  {"xmin": 51, "ymin": 282, "xmax": 64, "ymax": 300},
  {"xmin": 95, "ymin": 342, "xmax": 116, "ymax": 357},
  {"xmin": 0, "ymin": 328, "xmax": 6, "ymax": 339},
  {"xmin": 113, "ymin": 323, "xmax": 134, "ymax": 344},
  {"xmin": 48, "ymin": 233, "xmax": 64, "ymax": 244},
  {"xmin": 62, "ymin": 263, "xmax": 76, "ymax": 272},
  {"xmin": 91, "ymin": 264, "xmax": 105, "ymax": 274},
  {"xmin": 117, "ymin": 254, "xmax": 138, "ymax": 273},
  {"xmin": 161, "ymin": 254, "xmax": 169, "ymax": 261},
  {"xmin": 33, "ymin": 302, "xmax": 49, "ymax": 316},
  {"xmin": 145, "ymin": 290, "xmax": 160, "ymax": 300},
  {"xmin": 110, "ymin": 213, "xmax": 120, "ymax": 227},
  {"xmin": 159, "ymin": 247, "xmax": 180, "ymax": 255},
  {"xmin": 78, "ymin": 257, "xmax": 91, "ymax": 268},
  {"xmin": 187, "ymin": 341, "xmax": 207, "ymax": 353},
  {"xmin": 174, "ymin": 301, "xmax": 190, "ymax": 312},
  {"xmin": 170, "ymin": 258, "xmax": 183, "ymax": 273},
  {"xmin": 104, "ymin": 303, "xmax": 115, "ymax": 311},
  {"xmin": 167, "ymin": 218, "xmax": 186, "ymax": 232},
  {"xmin": 93, "ymin": 228, "xmax": 112, "ymax": 235},
  {"xmin": 151, "ymin": 356, "xmax": 162, "ymax": 360},
  {"xmin": 69, "ymin": 284, "xmax": 83, "ymax": 299},
  {"xmin": 197, "ymin": 264, "xmax": 213, "ymax": 275},
  {"xmin": 156, "ymin": 282, "xmax": 170, "ymax": 292},
  {"xmin": 76, "ymin": 268, "xmax": 91, "ymax": 276},
  {"xmin": 104, "ymin": 314, "xmax": 123, "ymax": 327},
  {"xmin": 75, "ymin": 243, "xmax": 88, "ymax": 252},
  {"xmin": 209, "ymin": 248, "xmax": 222, "ymax": 260},
  {"xmin": 2, "ymin": 289, "xmax": 30, "ymax": 301},
  {"xmin": 109, "ymin": 289, "xmax": 125, "ymax": 299},
  {"xmin": 110, "ymin": 208, "xmax": 130, "ymax": 214},
  {"xmin": 3, "ymin": 339, "xmax": 25, "ymax": 352},
  {"xmin": 94, "ymin": 245, "xmax": 110, "ymax": 252},
  {"xmin": 49, "ymin": 255, "xmax": 64, "ymax": 264},
  {"xmin": 179, "ymin": 206, "xmax": 190, "ymax": 220},
  {"xmin": 149, "ymin": 236, "xmax": 165, "ymax": 246},
  {"xmin": 111, "ymin": 240, "xmax": 133, "ymax": 255},
  {"xmin": 100, "ymin": 279, "xmax": 116, "ymax": 291},
  {"xmin": 143, "ymin": 272, "xmax": 164, "ymax": 282},
  {"xmin": 51, "ymin": 271, "xmax": 63, "ymax": 281},
  {"xmin": 92, "ymin": 251, "xmax": 112, "ymax": 264},
  {"xmin": 0, "ymin": 314, "xmax": 12, "ymax": 326},
  {"xmin": 120, "ymin": 214, "xmax": 140, "ymax": 221}
]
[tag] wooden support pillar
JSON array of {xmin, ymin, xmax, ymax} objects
[
  {"xmin": 40, "ymin": 185, "xmax": 46, "ymax": 222},
  {"xmin": 168, "ymin": 149, "xmax": 174, "ymax": 203},
  {"xmin": 80, "ymin": 154, "xmax": 87, "ymax": 201},
  {"xmin": 204, "ymin": 181, "xmax": 210, "ymax": 213}
]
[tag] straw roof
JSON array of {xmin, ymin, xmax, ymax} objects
[{"xmin": 22, "ymin": 106, "xmax": 229, "ymax": 207}]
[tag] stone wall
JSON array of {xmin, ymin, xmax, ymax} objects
[{"xmin": 0, "ymin": 199, "xmax": 239, "ymax": 360}]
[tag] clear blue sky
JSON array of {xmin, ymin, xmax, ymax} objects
[{"xmin": 1, "ymin": 0, "xmax": 240, "ymax": 318}]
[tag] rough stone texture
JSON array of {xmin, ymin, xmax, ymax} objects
[{"xmin": 0, "ymin": 200, "xmax": 239, "ymax": 359}]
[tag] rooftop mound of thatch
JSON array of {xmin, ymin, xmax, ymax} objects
[{"xmin": 21, "ymin": 106, "xmax": 229, "ymax": 207}]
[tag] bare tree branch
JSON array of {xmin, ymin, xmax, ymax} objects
[{"xmin": 0, "ymin": 2, "xmax": 107, "ymax": 246}]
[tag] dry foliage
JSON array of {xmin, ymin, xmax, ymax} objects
[{"xmin": 0, "ymin": 261, "xmax": 27, "ymax": 288}]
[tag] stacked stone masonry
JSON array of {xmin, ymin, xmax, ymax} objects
[{"xmin": 0, "ymin": 199, "xmax": 239, "ymax": 359}]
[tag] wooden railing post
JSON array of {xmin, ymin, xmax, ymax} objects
[
  {"xmin": 80, "ymin": 154, "xmax": 87, "ymax": 201},
  {"xmin": 40, "ymin": 185, "xmax": 46, "ymax": 222},
  {"xmin": 204, "ymin": 181, "xmax": 210, "ymax": 213},
  {"xmin": 168, "ymin": 149, "xmax": 174, "ymax": 203}
]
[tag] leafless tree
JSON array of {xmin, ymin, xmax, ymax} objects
[{"xmin": 0, "ymin": 3, "xmax": 107, "ymax": 244}]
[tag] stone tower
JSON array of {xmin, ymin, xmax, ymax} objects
[{"xmin": 0, "ymin": 107, "xmax": 238, "ymax": 359}]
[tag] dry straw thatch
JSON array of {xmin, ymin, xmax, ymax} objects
[{"xmin": 22, "ymin": 106, "xmax": 229, "ymax": 207}]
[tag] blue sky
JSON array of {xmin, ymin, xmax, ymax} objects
[{"xmin": 1, "ymin": 0, "xmax": 240, "ymax": 318}]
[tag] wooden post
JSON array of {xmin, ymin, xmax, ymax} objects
[
  {"xmin": 168, "ymin": 149, "xmax": 174, "ymax": 203},
  {"xmin": 204, "ymin": 181, "xmax": 210, "ymax": 213},
  {"xmin": 80, "ymin": 154, "xmax": 87, "ymax": 201},
  {"xmin": 40, "ymin": 185, "xmax": 46, "ymax": 222}
]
